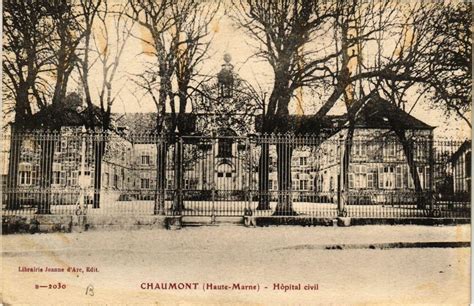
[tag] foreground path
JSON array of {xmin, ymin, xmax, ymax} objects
[{"xmin": 2, "ymin": 225, "xmax": 471, "ymax": 305}]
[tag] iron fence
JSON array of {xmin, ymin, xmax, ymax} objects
[{"xmin": 1, "ymin": 129, "xmax": 471, "ymax": 219}]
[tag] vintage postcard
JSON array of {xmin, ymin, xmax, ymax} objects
[{"xmin": 1, "ymin": 0, "xmax": 472, "ymax": 305}]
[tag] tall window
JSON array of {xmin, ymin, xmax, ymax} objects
[
  {"xmin": 67, "ymin": 171, "xmax": 79, "ymax": 187},
  {"xmin": 367, "ymin": 168, "xmax": 378, "ymax": 189},
  {"xmin": 52, "ymin": 163, "xmax": 62, "ymax": 185},
  {"xmin": 349, "ymin": 165, "xmax": 367, "ymax": 189},
  {"xmin": 18, "ymin": 163, "xmax": 32, "ymax": 186},
  {"xmin": 353, "ymin": 140, "xmax": 367, "ymax": 158},
  {"xmin": 218, "ymin": 139, "xmax": 232, "ymax": 157},
  {"xmin": 385, "ymin": 142, "xmax": 396, "ymax": 158},
  {"xmin": 466, "ymin": 151, "xmax": 471, "ymax": 178},
  {"xmin": 299, "ymin": 157, "xmax": 307, "ymax": 166},
  {"xmin": 104, "ymin": 173, "xmax": 109, "ymax": 187},
  {"xmin": 299, "ymin": 179, "xmax": 308, "ymax": 190},
  {"xmin": 379, "ymin": 166, "xmax": 395, "ymax": 189},
  {"xmin": 395, "ymin": 166, "xmax": 403, "ymax": 188},
  {"xmin": 113, "ymin": 174, "xmax": 119, "ymax": 188},
  {"xmin": 141, "ymin": 154, "xmax": 150, "ymax": 165},
  {"xmin": 141, "ymin": 178, "xmax": 150, "ymax": 189}
]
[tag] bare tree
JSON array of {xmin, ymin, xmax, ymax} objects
[
  {"xmin": 77, "ymin": 1, "xmax": 134, "ymax": 208},
  {"xmin": 129, "ymin": 0, "xmax": 219, "ymax": 214},
  {"xmin": 231, "ymin": 0, "xmax": 342, "ymax": 214},
  {"xmin": 231, "ymin": 0, "xmax": 453, "ymax": 214},
  {"xmin": 3, "ymin": 0, "xmax": 94, "ymax": 213},
  {"xmin": 423, "ymin": 2, "xmax": 472, "ymax": 128},
  {"xmin": 3, "ymin": 1, "xmax": 55, "ymax": 209}
]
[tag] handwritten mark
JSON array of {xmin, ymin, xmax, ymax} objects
[{"xmin": 85, "ymin": 284, "xmax": 94, "ymax": 296}]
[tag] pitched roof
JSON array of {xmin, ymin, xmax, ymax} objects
[
  {"xmin": 450, "ymin": 140, "xmax": 472, "ymax": 163},
  {"xmin": 115, "ymin": 95, "xmax": 432, "ymax": 135},
  {"xmin": 349, "ymin": 95, "xmax": 433, "ymax": 130},
  {"xmin": 114, "ymin": 113, "xmax": 196, "ymax": 135},
  {"xmin": 254, "ymin": 94, "xmax": 432, "ymax": 134}
]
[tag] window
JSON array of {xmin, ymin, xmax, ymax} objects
[
  {"xmin": 299, "ymin": 180, "xmax": 308, "ymax": 190},
  {"xmin": 353, "ymin": 140, "xmax": 367, "ymax": 158},
  {"xmin": 18, "ymin": 163, "xmax": 32, "ymax": 186},
  {"xmin": 141, "ymin": 155, "xmax": 150, "ymax": 165},
  {"xmin": 55, "ymin": 140, "xmax": 62, "ymax": 153},
  {"xmin": 217, "ymin": 172, "xmax": 224, "ymax": 178},
  {"xmin": 68, "ymin": 171, "xmax": 79, "ymax": 187},
  {"xmin": 395, "ymin": 166, "xmax": 402, "ymax": 188},
  {"xmin": 406, "ymin": 166, "xmax": 414, "ymax": 189},
  {"xmin": 380, "ymin": 166, "xmax": 395, "ymax": 189},
  {"xmin": 104, "ymin": 173, "xmax": 109, "ymax": 187},
  {"xmin": 466, "ymin": 152, "xmax": 471, "ymax": 178},
  {"xmin": 19, "ymin": 170, "xmax": 32, "ymax": 185},
  {"xmin": 299, "ymin": 157, "xmax": 307, "ymax": 166},
  {"xmin": 415, "ymin": 142, "xmax": 427, "ymax": 160},
  {"xmin": 385, "ymin": 142, "xmax": 396, "ymax": 158},
  {"xmin": 349, "ymin": 173, "xmax": 354, "ymax": 189},
  {"xmin": 367, "ymin": 168, "xmax": 378, "ymax": 189},
  {"xmin": 52, "ymin": 163, "xmax": 62, "ymax": 185},
  {"xmin": 417, "ymin": 167, "xmax": 425, "ymax": 189},
  {"xmin": 268, "ymin": 180, "xmax": 273, "ymax": 190},
  {"xmin": 349, "ymin": 165, "xmax": 367, "ymax": 189},
  {"xmin": 218, "ymin": 139, "xmax": 232, "ymax": 157},
  {"xmin": 424, "ymin": 167, "xmax": 430, "ymax": 189},
  {"xmin": 141, "ymin": 178, "xmax": 150, "ymax": 189},
  {"xmin": 113, "ymin": 174, "xmax": 118, "ymax": 188}
]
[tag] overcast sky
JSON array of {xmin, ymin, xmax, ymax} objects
[{"xmin": 71, "ymin": 5, "xmax": 471, "ymax": 140}]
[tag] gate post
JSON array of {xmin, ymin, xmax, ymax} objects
[
  {"xmin": 338, "ymin": 135, "xmax": 346, "ymax": 216},
  {"xmin": 173, "ymin": 134, "xmax": 183, "ymax": 215},
  {"xmin": 246, "ymin": 136, "xmax": 253, "ymax": 215},
  {"xmin": 78, "ymin": 126, "xmax": 86, "ymax": 215},
  {"xmin": 428, "ymin": 132, "xmax": 436, "ymax": 214},
  {"xmin": 211, "ymin": 134, "xmax": 216, "ymax": 222}
]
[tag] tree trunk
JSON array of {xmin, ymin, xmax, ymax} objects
[
  {"xmin": 395, "ymin": 130, "xmax": 425, "ymax": 208},
  {"xmin": 37, "ymin": 131, "xmax": 56, "ymax": 214},
  {"xmin": 342, "ymin": 124, "xmax": 355, "ymax": 191},
  {"xmin": 6, "ymin": 127, "xmax": 21, "ymax": 210},
  {"xmin": 154, "ymin": 137, "xmax": 167, "ymax": 215},
  {"xmin": 92, "ymin": 135, "xmax": 106, "ymax": 209},
  {"xmin": 274, "ymin": 137, "xmax": 296, "ymax": 216},
  {"xmin": 256, "ymin": 140, "xmax": 270, "ymax": 210},
  {"xmin": 172, "ymin": 136, "xmax": 184, "ymax": 214}
]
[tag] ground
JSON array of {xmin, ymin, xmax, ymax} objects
[{"xmin": 1, "ymin": 225, "xmax": 471, "ymax": 305}]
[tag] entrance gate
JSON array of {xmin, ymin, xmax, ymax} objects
[
  {"xmin": 180, "ymin": 136, "xmax": 254, "ymax": 216},
  {"xmin": 177, "ymin": 135, "xmax": 340, "ymax": 218}
]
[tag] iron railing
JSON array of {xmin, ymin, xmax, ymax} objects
[{"xmin": 1, "ymin": 130, "xmax": 471, "ymax": 219}]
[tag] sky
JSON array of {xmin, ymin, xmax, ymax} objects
[{"xmin": 5, "ymin": 2, "xmax": 470, "ymax": 140}]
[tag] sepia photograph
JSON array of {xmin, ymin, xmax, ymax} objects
[{"xmin": 1, "ymin": 0, "xmax": 472, "ymax": 304}]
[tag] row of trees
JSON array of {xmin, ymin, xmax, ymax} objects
[
  {"xmin": 231, "ymin": 0, "xmax": 471, "ymax": 214},
  {"xmin": 3, "ymin": 0, "xmax": 471, "ymax": 214}
]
